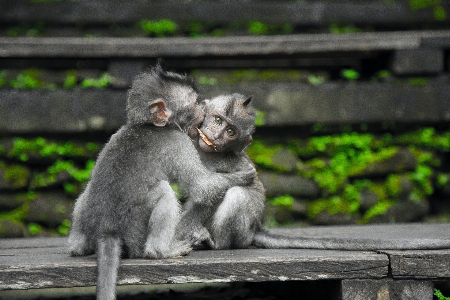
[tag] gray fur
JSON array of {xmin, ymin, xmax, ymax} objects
[
  {"xmin": 193, "ymin": 94, "xmax": 376, "ymax": 251},
  {"xmin": 183, "ymin": 93, "xmax": 266, "ymax": 249},
  {"xmin": 68, "ymin": 66, "xmax": 255, "ymax": 299}
]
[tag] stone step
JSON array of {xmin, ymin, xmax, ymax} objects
[
  {"xmin": 1, "ymin": 30, "xmax": 449, "ymax": 58},
  {"xmin": 2, "ymin": 1, "xmax": 448, "ymax": 27},
  {"xmin": 1, "ymin": 81, "xmax": 449, "ymax": 133}
]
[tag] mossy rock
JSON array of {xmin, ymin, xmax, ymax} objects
[
  {"xmin": 29, "ymin": 170, "xmax": 71, "ymax": 190},
  {"xmin": 0, "ymin": 137, "xmax": 101, "ymax": 164},
  {"xmin": 23, "ymin": 192, "xmax": 73, "ymax": 227},
  {"xmin": 0, "ymin": 161, "xmax": 31, "ymax": 190},
  {"xmin": 348, "ymin": 147, "xmax": 417, "ymax": 178},
  {"xmin": 359, "ymin": 188, "xmax": 379, "ymax": 211},
  {"xmin": 311, "ymin": 212, "xmax": 358, "ymax": 226},
  {"xmin": 385, "ymin": 174, "xmax": 416, "ymax": 201},
  {"xmin": 263, "ymin": 203, "xmax": 295, "ymax": 226},
  {"xmin": 436, "ymin": 173, "xmax": 450, "ymax": 195},
  {"xmin": 0, "ymin": 193, "xmax": 28, "ymax": 210},
  {"xmin": 258, "ymin": 172, "xmax": 320, "ymax": 198},
  {"xmin": 247, "ymin": 141, "xmax": 299, "ymax": 172},
  {"xmin": 0, "ymin": 219, "xmax": 26, "ymax": 238},
  {"xmin": 366, "ymin": 200, "xmax": 429, "ymax": 224}
]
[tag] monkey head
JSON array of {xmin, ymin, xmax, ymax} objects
[
  {"xmin": 126, "ymin": 65, "xmax": 204, "ymax": 138},
  {"xmin": 197, "ymin": 93, "xmax": 255, "ymax": 154}
]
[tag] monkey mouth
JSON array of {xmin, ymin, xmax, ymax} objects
[{"xmin": 196, "ymin": 128, "xmax": 217, "ymax": 151}]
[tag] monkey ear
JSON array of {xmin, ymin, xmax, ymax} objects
[
  {"xmin": 200, "ymin": 99, "xmax": 210, "ymax": 109},
  {"xmin": 243, "ymin": 95, "xmax": 253, "ymax": 107},
  {"xmin": 149, "ymin": 99, "xmax": 172, "ymax": 127}
]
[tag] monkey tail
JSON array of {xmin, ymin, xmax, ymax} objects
[
  {"xmin": 96, "ymin": 235, "xmax": 122, "ymax": 300},
  {"xmin": 252, "ymin": 229, "xmax": 357, "ymax": 250}
]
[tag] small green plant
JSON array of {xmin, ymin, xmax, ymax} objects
[
  {"xmin": 247, "ymin": 21, "xmax": 293, "ymax": 36},
  {"xmin": 57, "ymin": 219, "xmax": 71, "ymax": 236},
  {"xmin": 434, "ymin": 288, "xmax": 450, "ymax": 300},
  {"xmin": 0, "ymin": 70, "xmax": 7, "ymax": 87},
  {"xmin": 248, "ymin": 21, "xmax": 269, "ymax": 35},
  {"xmin": 186, "ymin": 21, "xmax": 204, "ymax": 37},
  {"xmin": 28, "ymin": 223, "xmax": 43, "ymax": 236},
  {"xmin": 81, "ymin": 73, "xmax": 115, "ymax": 89},
  {"xmin": 63, "ymin": 71, "xmax": 77, "ymax": 88},
  {"xmin": 269, "ymin": 195, "xmax": 294, "ymax": 208},
  {"xmin": 10, "ymin": 69, "xmax": 42, "ymax": 89},
  {"xmin": 197, "ymin": 76, "xmax": 218, "ymax": 85},
  {"xmin": 409, "ymin": 77, "xmax": 427, "ymax": 85},
  {"xmin": 139, "ymin": 19, "xmax": 178, "ymax": 37},
  {"xmin": 341, "ymin": 69, "xmax": 360, "ymax": 81},
  {"xmin": 255, "ymin": 110, "xmax": 266, "ymax": 127},
  {"xmin": 6, "ymin": 22, "xmax": 45, "ymax": 37},
  {"xmin": 308, "ymin": 75, "xmax": 326, "ymax": 86},
  {"xmin": 409, "ymin": 0, "xmax": 447, "ymax": 20},
  {"xmin": 371, "ymin": 70, "xmax": 391, "ymax": 82},
  {"xmin": 329, "ymin": 23, "xmax": 362, "ymax": 34},
  {"xmin": 7, "ymin": 137, "xmax": 100, "ymax": 162}
]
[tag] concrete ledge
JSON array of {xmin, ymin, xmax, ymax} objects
[
  {"xmin": 2, "ymin": 81, "xmax": 449, "ymax": 133},
  {"xmin": 0, "ymin": 223, "xmax": 448, "ymax": 293},
  {"xmin": 0, "ymin": 237, "xmax": 388, "ymax": 290},
  {"xmin": 1, "ymin": 1, "xmax": 448, "ymax": 26},
  {"xmin": 1, "ymin": 31, "xmax": 450, "ymax": 58}
]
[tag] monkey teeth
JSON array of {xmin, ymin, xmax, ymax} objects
[{"xmin": 197, "ymin": 128, "xmax": 217, "ymax": 151}]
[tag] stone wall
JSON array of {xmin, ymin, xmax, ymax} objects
[{"xmin": 1, "ymin": 0, "xmax": 449, "ymax": 238}]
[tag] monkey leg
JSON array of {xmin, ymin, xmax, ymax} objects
[
  {"xmin": 210, "ymin": 186, "xmax": 264, "ymax": 249},
  {"xmin": 68, "ymin": 188, "xmax": 96, "ymax": 256},
  {"xmin": 144, "ymin": 181, "xmax": 191, "ymax": 259},
  {"xmin": 68, "ymin": 226, "xmax": 95, "ymax": 256}
]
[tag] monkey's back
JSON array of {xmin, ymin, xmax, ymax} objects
[{"xmin": 73, "ymin": 124, "xmax": 197, "ymax": 257}]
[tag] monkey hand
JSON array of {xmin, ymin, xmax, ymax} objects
[
  {"xmin": 175, "ymin": 216, "xmax": 212, "ymax": 247},
  {"xmin": 145, "ymin": 238, "xmax": 192, "ymax": 259},
  {"xmin": 230, "ymin": 161, "xmax": 256, "ymax": 186}
]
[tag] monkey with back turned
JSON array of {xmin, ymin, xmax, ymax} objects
[{"xmin": 68, "ymin": 66, "xmax": 255, "ymax": 300}]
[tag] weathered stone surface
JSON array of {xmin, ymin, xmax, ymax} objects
[
  {"xmin": 2, "ymin": 31, "xmax": 450, "ymax": 59},
  {"xmin": 312, "ymin": 212, "xmax": 358, "ymax": 226},
  {"xmin": 359, "ymin": 188, "xmax": 379, "ymax": 211},
  {"xmin": 263, "ymin": 203, "xmax": 294, "ymax": 225},
  {"xmin": 367, "ymin": 200, "xmax": 429, "ymax": 224},
  {"xmin": 24, "ymin": 193, "xmax": 73, "ymax": 227},
  {"xmin": 0, "ymin": 89, "xmax": 127, "ymax": 133},
  {"xmin": 0, "ymin": 161, "xmax": 31, "ymax": 190},
  {"xmin": 268, "ymin": 223, "xmax": 450, "ymax": 250},
  {"xmin": 269, "ymin": 148, "xmax": 299, "ymax": 173},
  {"xmin": 341, "ymin": 278, "xmax": 433, "ymax": 300},
  {"xmin": 392, "ymin": 49, "xmax": 444, "ymax": 75},
  {"xmin": 0, "ymin": 219, "xmax": 26, "ymax": 238},
  {"xmin": 0, "ymin": 193, "xmax": 27, "ymax": 211},
  {"xmin": 29, "ymin": 171, "xmax": 71, "ymax": 190},
  {"xmin": 349, "ymin": 148, "xmax": 417, "ymax": 178},
  {"xmin": 1, "ymin": 2, "xmax": 448, "ymax": 26},
  {"xmin": 108, "ymin": 59, "xmax": 146, "ymax": 89},
  {"xmin": 2, "ymin": 82, "xmax": 450, "ymax": 133},
  {"xmin": 0, "ymin": 237, "xmax": 388, "ymax": 290},
  {"xmin": 259, "ymin": 172, "xmax": 320, "ymax": 198},
  {"xmin": 385, "ymin": 249, "xmax": 450, "ymax": 278}
]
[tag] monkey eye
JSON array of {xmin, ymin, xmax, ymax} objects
[
  {"xmin": 226, "ymin": 127, "xmax": 236, "ymax": 137},
  {"xmin": 214, "ymin": 116, "xmax": 222, "ymax": 125}
]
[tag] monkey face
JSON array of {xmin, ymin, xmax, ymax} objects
[
  {"xmin": 198, "ymin": 94, "xmax": 256, "ymax": 154},
  {"xmin": 197, "ymin": 112, "xmax": 239, "ymax": 153}
]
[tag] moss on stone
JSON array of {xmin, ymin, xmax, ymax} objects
[{"xmin": 0, "ymin": 161, "xmax": 31, "ymax": 189}]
